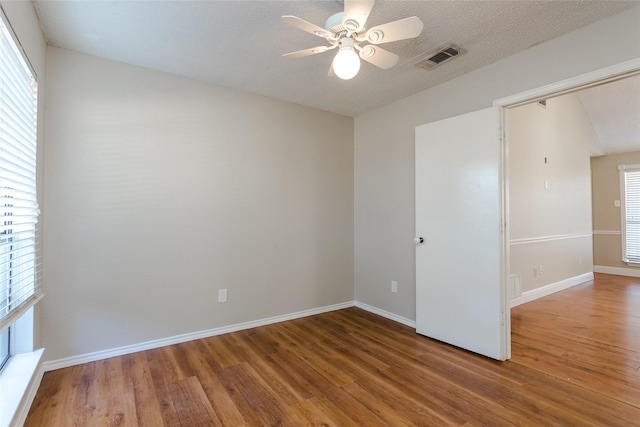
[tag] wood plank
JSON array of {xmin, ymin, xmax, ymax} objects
[
  {"xmin": 166, "ymin": 376, "xmax": 220, "ymax": 427},
  {"xmin": 288, "ymin": 396, "xmax": 348, "ymax": 427},
  {"xmin": 175, "ymin": 339, "xmax": 246, "ymax": 426},
  {"xmin": 92, "ymin": 357, "xmax": 138, "ymax": 426},
  {"xmin": 68, "ymin": 362, "xmax": 100, "ymax": 425},
  {"xmin": 144, "ymin": 347, "xmax": 181, "ymax": 426},
  {"xmin": 216, "ymin": 363, "xmax": 298, "ymax": 426},
  {"xmin": 22, "ymin": 368, "xmax": 76, "ymax": 426},
  {"xmin": 119, "ymin": 353, "xmax": 164, "ymax": 427}
]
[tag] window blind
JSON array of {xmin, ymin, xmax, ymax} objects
[
  {"xmin": 0, "ymin": 11, "xmax": 41, "ymax": 334},
  {"xmin": 621, "ymin": 166, "xmax": 640, "ymax": 264}
]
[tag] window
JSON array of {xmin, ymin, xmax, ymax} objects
[
  {"xmin": 0, "ymin": 9, "xmax": 40, "ymax": 369},
  {"xmin": 0, "ymin": 328, "xmax": 8, "ymax": 369},
  {"xmin": 619, "ymin": 164, "xmax": 640, "ymax": 264}
]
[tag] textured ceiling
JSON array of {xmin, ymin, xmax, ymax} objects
[
  {"xmin": 31, "ymin": 1, "xmax": 640, "ymax": 155},
  {"xmin": 33, "ymin": 0, "xmax": 639, "ymax": 118}
]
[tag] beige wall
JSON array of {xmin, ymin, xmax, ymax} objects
[
  {"xmin": 8, "ymin": 2, "xmax": 640, "ymax": 361},
  {"xmin": 354, "ymin": 6, "xmax": 640, "ymax": 321},
  {"xmin": 508, "ymin": 95, "xmax": 595, "ymax": 293},
  {"xmin": 43, "ymin": 47, "xmax": 354, "ymax": 361},
  {"xmin": 1, "ymin": 0, "xmax": 47, "ymax": 349},
  {"xmin": 591, "ymin": 151, "xmax": 640, "ymax": 271}
]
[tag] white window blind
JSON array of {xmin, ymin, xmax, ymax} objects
[
  {"xmin": 619, "ymin": 165, "xmax": 640, "ymax": 264},
  {"xmin": 0, "ymin": 11, "xmax": 41, "ymax": 335}
]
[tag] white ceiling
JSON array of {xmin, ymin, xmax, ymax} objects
[
  {"xmin": 32, "ymin": 0, "xmax": 640, "ymax": 153},
  {"xmin": 576, "ymin": 75, "xmax": 640, "ymax": 156}
]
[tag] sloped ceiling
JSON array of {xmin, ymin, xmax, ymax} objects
[
  {"xmin": 577, "ymin": 74, "xmax": 640, "ymax": 156},
  {"xmin": 31, "ymin": 1, "xmax": 640, "ymax": 153}
]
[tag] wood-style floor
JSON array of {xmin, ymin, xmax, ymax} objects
[{"xmin": 25, "ymin": 273, "xmax": 640, "ymax": 426}]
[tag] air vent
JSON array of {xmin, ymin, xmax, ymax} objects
[{"xmin": 416, "ymin": 45, "xmax": 465, "ymax": 70}]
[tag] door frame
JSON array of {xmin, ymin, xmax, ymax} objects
[{"xmin": 494, "ymin": 58, "xmax": 640, "ymax": 359}]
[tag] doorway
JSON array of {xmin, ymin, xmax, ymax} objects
[
  {"xmin": 416, "ymin": 60, "xmax": 640, "ymax": 360},
  {"xmin": 507, "ymin": 73, "xmax": 640, "ymax": 308},
  {"xmin": 497, "ymin": 59, "xmax": 640, "ymax": 358}
]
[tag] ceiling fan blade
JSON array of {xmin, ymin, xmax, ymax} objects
[
  {"xmin": 283, "ymin": 46, "xmax": 332, "ymax": 59},
  {"xmin": 365, "ymin": 17, "xmax": 424, "ymax": 44},
  {"xmin": 359, "ymin": 45, "xmax": 399, "ymax": 69},
  {"xmin": 342, "ymin": 0, "xmax": 375, "ymax": 33},
  {"xmin": 281, "ymin": 15, "xmax": 332, "ymax": 39}
]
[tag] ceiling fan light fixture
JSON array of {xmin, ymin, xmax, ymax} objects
[
  {"xmin": 282, "ymin": 2, "xmax": 424, "ymax": 80},
  {"xmin": 333, "ymin": 38, "xmax": 360, "ymax": 80}
]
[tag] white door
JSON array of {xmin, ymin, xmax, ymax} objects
[{"xmin": 415, "ymin": 107, "xmax": 507, "ymax": 360}]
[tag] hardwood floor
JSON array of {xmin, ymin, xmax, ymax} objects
[
  {"xmin": 25, "ymin": 273, "xmax": 639, "ymax": 426},
  {"xmin": 510, "ymin": 273, "xmax": 640, "ymax": 410}
]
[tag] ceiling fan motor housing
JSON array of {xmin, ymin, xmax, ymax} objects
[{"xmin": 325, "ymin": 12, "xmax": 352, "ymax": 37}]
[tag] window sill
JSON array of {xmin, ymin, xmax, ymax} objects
[{"xmin": 0, "ymin": 348, "xmax": 44, "ymax": 427}]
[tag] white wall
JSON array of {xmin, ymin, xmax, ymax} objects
[
  {"xmin": 0, "ymin": 0, "xmax": 47, "ymax": 349},
  {"xmin": 508, "ymin": 95, "xmax": 595, "ymax": 294},
  {"xmin": 43, "ymin": 47, "xmax": 354, "ymax": 361},
  {"xmin": 354, "ymin": 6, "xmax": 640, "ymax": 321}
]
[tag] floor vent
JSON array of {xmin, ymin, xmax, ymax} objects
[
  {"xmin": 510, "ymin": 273, "xmax": 522, "ymax": 298},
  {"xmin": 416, "ymin": 45, "xmax": 465, "ymax": 70}
]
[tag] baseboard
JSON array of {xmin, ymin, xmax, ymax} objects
[
  {"xmin": 42, "ymin": 301, "xmax": 355, "ymax": 372},
  {"xmin": 510, "ymin": 272, "xmax": 593, "ymax": 307},
  {"xmin": 593, "ymin": 265, "xmax": 640, "ymax": 278},
  {"xmin": 355, "ymin": 301, "xmax": 416, "ymax": 328}
]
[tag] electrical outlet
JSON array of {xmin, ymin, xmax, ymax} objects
[
  {"xmin": 391, "ymin": 280, "xmax": 398, "ymax": 293},
  {"xmin": 218, "ymin": 288, "xmax": 227, "ymax": 303},
  {"xmin": 539, "ymin": 265, "xmax": 543, "ymax": 275},
  {"xmin": 533, "ymin": 266, "xmax": 539, "ymax": 277},
  {"xmin": 579, "ymin": 257, "xmax": 582, "ymax": 265}
]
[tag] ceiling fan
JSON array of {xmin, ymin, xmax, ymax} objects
[{"xmin": 282, "ymin": 0, "xmax": 423, "ymax": 80}]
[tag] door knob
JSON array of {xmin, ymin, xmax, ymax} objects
[{"xmin": 414, "ymin": 237, "xmax": 424, "ymax": 244}]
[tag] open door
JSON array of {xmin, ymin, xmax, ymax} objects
[{"xmin": 415, "ymin": 107, "xmax": 507, "ymax": 360}]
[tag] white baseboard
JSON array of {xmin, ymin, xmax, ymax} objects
[
  {"xmin": 510, "ymin": 272, "xmax": 593, "ymax": 307},
  {"xmin": 593, "ymin": 265, "xmax": 640, "ymax": 278},
  {"xmin": 355, "ymin": 301, "xmax": 416, "ymax": 328},
  {"xmin": 42, "ymin": 301, "xmax": 355, "ymax": 372}
]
